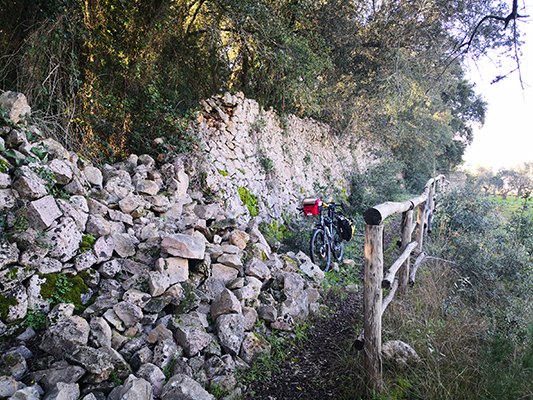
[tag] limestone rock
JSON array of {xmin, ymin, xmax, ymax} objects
[
  {"xmin": 211, "ymin": 288, "xmax": 242, "ymax": 321},
  {"xmin": 161, "ymin": 234, "xmax": 205, "ymax": 260},
  {"xmin": 26, "ymin": 194, "xmax": 62, "ymax": 230},
  {"xmin": 215, "ymin": 314, "xmax": 246, "ymax": 356},
  {"xmin": 0, "ymin": 240, "xmax": 19, "ymax": 269},
  {"xmin": 39, "ymin": 316, "xmax": 90, "ymax": 357},
  {"xmin": 41, "ymin": 382, "xmax": 79, "ymax": 400},
  {"xmin": 0, "ymin": 91, "xmax": 31, "ymax": 123},
  {"xmin": 239, "ymin": 332, "xmax": 271, "ymax": 364},
  {"xmin": 161, "ymin": 374, "xmax": 215, "ymax": 400},
  {"xmin": 45, "ymin": 217, "xmax": 83, "ymax": 262},
  {"xmin": 382, "ymin": 340, "xmax": 421, "ymax": 367},
  {"xmin": 171, "ymin": 314, "xmax": 212, "ymax": 357},
  {"xmin": 155, "ymin": 257, "xmax": 189, "ymax": 284}
]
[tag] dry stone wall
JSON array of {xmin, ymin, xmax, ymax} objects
[
  {"xmin": 198, "ymin": 92, "xmax": 375, "ymax": 221},
  {"xmin": 0, "ymin": 92, "xmax": 336, "ymax": 400}
]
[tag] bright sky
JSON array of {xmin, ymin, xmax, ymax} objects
[{"xmin": 463, "ymin": 6, "xmax": 533, "ymax": 172}]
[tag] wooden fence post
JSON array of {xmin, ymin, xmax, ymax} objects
[
  {"xmin": 416, "ymin": 202, "xmax": 426, "ymax": 253},
  {"xmin": 364, "ymin": 224, "xmax": 384, "ymax": 393},
  {"xmin": 398, "ymin": 210, "xmax": 414, "ymax": 298}
]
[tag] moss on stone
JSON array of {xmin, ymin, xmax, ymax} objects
[
  {"xmin": 0, "ymin": 295, "xmax": 18, "ymax": 322},
  {"xmin": 238, "ymin": 187, "xmax": 259, "ymax": 217},
  {"xmin": 39, "ymin": 273, "xmax": 89, "ymax": 310}
]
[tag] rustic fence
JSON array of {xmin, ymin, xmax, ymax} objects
[{"xmin": 357, "ymin": 175, "xmax": 448, "ymax": 392}]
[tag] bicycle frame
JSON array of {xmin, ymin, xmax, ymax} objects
[{"xmin": 310, "ymin": 202, "xmax": 344, "ymax": 271}]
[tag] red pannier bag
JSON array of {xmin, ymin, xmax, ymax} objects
[{"xmin": 302, "ymin": 198, "xmax": 322, "ymax": 216}]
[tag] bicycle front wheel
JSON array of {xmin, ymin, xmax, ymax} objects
[
  {"xmin": 310, "ymin": 228, "xmax": 331, "ymax": 271},
  {"xmin": 332, "ymin": 229, "xmax": 344, "ymax": 262}
]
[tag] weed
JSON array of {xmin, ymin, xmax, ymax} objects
[{"xmin": 24, "ymin": 307, "xmax": 47, "ymax": 331}]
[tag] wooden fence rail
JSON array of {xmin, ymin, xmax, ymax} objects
[{"xmin": 361, "ymin": 175, "xmax": 447, "ymax": 393}]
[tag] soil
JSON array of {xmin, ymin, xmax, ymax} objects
[{"xmin": 243, "ymin": 289, "xmax": 365, "ymax": 400}]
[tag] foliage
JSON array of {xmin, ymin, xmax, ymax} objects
[
  {"xmin": 238, "ymin": 187, "xmax": 259, "ymax": 217},
  {"xmin": 24, "ymin": 307, "xmax": 47, "ymax": 331},
  {"xmin": 346, "ymin": 158, "xmax": 407, "ymax": 216},
  {"xmin": 1, "ymin": 0, "xmax": 515, "ymax": 171}
]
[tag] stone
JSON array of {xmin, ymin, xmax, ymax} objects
[
  {"xmin": 382, "ymin": 340, "xmax": 421, "ymax": 367},
  {"xmin": 152, "ymin": 338, "xmax": 180, "ymax": 370},
  {"xmin": 146, "ymin": 325, "xmax": 173, "ymax": 344},
  {"xmin": 84, "ymin": 166, "xmax": 103, "ymax": 187},
  {"xmin": 215, "ymin": 314, "xmax": 246, "ymax": 356},
  {"xmin": 112, "ymin": 232, "xmax": 136, "ymax": 258},
  {"xmin": 93, "ymin": 235, "xmax": 115, "ymax": 263},
  {"xmin": 136, "ymin": 179, "xmax": 159, "ymax": 195},
  {"xmin": 90, "ymin": 316, "xmax": 112, "ymax": 348},
  {"xmin": 0, "ymin": 91, "xmax": 31, "ymax": 123},
  {"xmin": 0, "ymin": 188, "xmax": 16, "ymax": 209},
  {"xmin": 74, "ymin": 250, "xmax": 98, "ymax": 272},
  {"xmin": 99, "ymin": 259, "xmax": 122, "ymax": 279},
  {"xmin": 161, "ymin": 374, "xmax": 215, "ymax": 400},
  {"xmin": 161, "ymin": 234, "xmax": 205, "ymax": 260},
  {"xmin": 0, "ymin": 172, "xmax": 10, "ymax": 188},
  {"xmin": 26, "ymin": 363, "xmax": 85, "ymax": 393},
  {"xmin": 39, "ymin": 316, "xmax": 90, "ymax": 357},
  {"xmin": 281, "ymin": 272, "xmax": 305, "ymax": 299},
  {"xmin": 239, "ymin": 332, "xmax": 271, "ymax": 364},
  {"xmin": 103, "ymin": 309, "xmax": 125, "ymax": 331},
  {"xmin": 136, "ymin": 364, "xmax": 165, "ymax": 397},
  {"xmin": 171, "ymin": 314, "xmax": 212, "ymax": 357},
  {"xmin": 217, "ymin": 254, "xmax": 242, "ymax": 269},
  {"xmin": 211, "ymin": 289, "xmax": 242, "ymax": 321},
  {"xmin": 0, "ymin": 351, "xmax": 27, "ymax": 380},
  {"xmin": 87, "ymin": 198, "xmax": 108, "ymax": 215},
  {"xmin": 8, "ymin": 384, "xmax": 43, "ymax": 400},
  {"xmin": 155, "ymin": 257, "xmax": 189, "ymax": 284},
  {"xmin": 229, "ymin": 230, "xmax": 249, "ymax": 249},
  {"xmin": 86, "ymin": 214, "xmax": 112, "ymax": 237},
  {"xmin": 65, "ymin": 346, "xmax": 114, "ymax": 383},
  {"xmin": 123, "ymin": 289, "xmax": 151, "ymax": 309},
  {"xmin": 257, "ymin": 305, "xmax": 278, "ymax": 323},
  {"xmin": 46, "ymin": 217, "xmax": 83, "ymax": 262},
  {"xmin": 151, "ymin": 195, "xmax": 170, "ymax": 213},
  {"xmin": 0, "ymin": 172, "xmax": 10, "ymax": 189},
  {"xmin": 47, "ymin": 159, "xmax": 73, "ymax": 185},
  {"xmin": 46, "ymin": 303, "xmax": 75, "ymax": 327},
  {"xmin": 63, "ymin": 178, "xmax": 87, "ymax": 196},
  {"xmin": 211, "ymin": 263, "xmax": 239, "ymax": 282},
  {"xmin": 280, "ymin": 291, "xmax": 309, "ymax": 321},
  {"xmin": 26, "ymin": 195, "xmax": 62, "ymax": 230},
  {"xmin": 13, "ymin": 175, "xmax": 47, "ymax": 200},
  {"xmin": 41, "ymin": 382, "xmax": 79, "ymax": 400},
  {"xmin": 194, "ymin": 204, "xmax": 220, "ymax": 220},
  {"xmin": 299, "ymin": 260, "xmax": 326, "ymax": 282},
  {"xmin": 4, "ymin": 285, "xmax": 28, "ymax": 322},
  {"xmin": 148, "ymin": 271, "xmax": 170, "ymax": 297},
  {"xmin": 0, "ymin": 240, "xmax": 19, "ymax": 269},
  {"xmin": 119, "ymin": 192, "xmax": 144, "ymax": 214},
  {"xmin": 242, "ymin": 307, "xmax": 258, "ymax": 331},
  {"xmin": 108, "ymin": 208, "xmax": 133, "ymax": 226},
  {"xmin": 245, "ymin": 258, "xmax": 271, "ymax": 281},
  {"xmin": 57, "ymin": 198, "xmax": 88, "ymax": 231},
  {"xmin": 130, "ymin": 347, "xmax": 153, "ymax": 371},
  {"xmin": 113, "ymin": 301, "xmax": 144, "ymax": 328},
  {"xmin": 0, "ymin": 376, "xmax": 19, "ymax": 397}
]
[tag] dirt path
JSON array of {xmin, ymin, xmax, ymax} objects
[{"xmin": 243, "ymin": 290, "xmax": 365, "ymax": 400}]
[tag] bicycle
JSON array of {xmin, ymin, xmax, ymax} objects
[{"xmin": 302, "ymin": 199, "xmax": 347, "ymax": 272}]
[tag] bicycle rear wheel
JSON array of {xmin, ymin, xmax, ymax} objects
[
  {"xmin": 310, "ymin": 228, "xmax": 331, "ymax": 271},
  {"xmin": 332, "ymin": 229, "xmax": 344, "ymax": 262}
]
